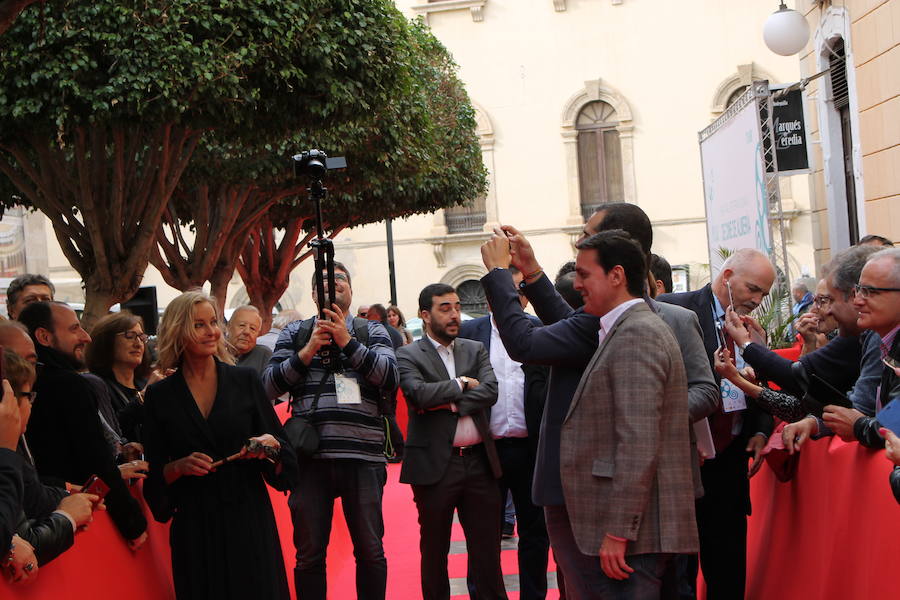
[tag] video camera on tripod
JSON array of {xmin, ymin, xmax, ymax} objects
[{"xmin": 292, "ymin": 150, "xmax": 347, "ymax": 372}]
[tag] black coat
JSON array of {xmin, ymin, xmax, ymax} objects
[
  {"xmin": 17, "ymin": 441, "xmax": 73, "ymax": 565},
  {"xmin": 143, "ymin": 360, "xmax": 298, "ymax": 600},
  {"xmin": 27, "ymin": 345, "xmax": 146, "ymax": 540},
  {"xmin": 0, "ymin": 448, "xmax": 23, "ymax": 552}
]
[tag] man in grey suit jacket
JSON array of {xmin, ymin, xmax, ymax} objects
[
  {"xmin": 398, "ymin": 283, "xmax": 507, "ymax": 600},
  {"xmin": 560, "ymin": 231, "xmax": 698, "ymax": 598}
]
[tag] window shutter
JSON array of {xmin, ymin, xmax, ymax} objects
[{"xmin": 830, "ymin": 40, "xmax": 850, "ymax": 110}]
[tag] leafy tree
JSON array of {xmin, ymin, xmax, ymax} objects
[
  {"xmin": 237, "ymin": 19, "xmax": 488, "ymax": 327},
  {"xmin": 0, "ymin": 0, "xmax": 415, "ymax": 326}
]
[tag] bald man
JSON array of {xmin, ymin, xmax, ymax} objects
[
  {"xmin": 658, "ymin": 248, "xmax": 776, "ymax": 600},
  {"xmin": 0, "ymin": 321, "xmax": 37, "ymax": 364}
]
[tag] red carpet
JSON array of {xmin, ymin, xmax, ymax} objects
[{"xmin": 4, "ymin": 385, "xmax": 898, "ymax": 598}]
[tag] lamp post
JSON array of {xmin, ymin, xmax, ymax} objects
[{"xmin": 763, "ymin": 2, "xmax": 810, "ymax": 56}]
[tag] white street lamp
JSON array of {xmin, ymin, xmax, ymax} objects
[{"xmin": 763, "ymin": 2, "xmax": 810, "ymax": 56}]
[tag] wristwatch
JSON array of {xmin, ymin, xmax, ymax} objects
[
  {"xmin": 459, "ymin": 376, "xmax": 470, "ymax": 391},
  {"xmin": 739, "ymin": 341, "xmax": 752, "ymax": 354}
]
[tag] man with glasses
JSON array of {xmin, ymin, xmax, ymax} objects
[
  {"xmin": 263, "ymin": 262, "xmax": 398, "ymax": 600},
  {"xmin": 725, "ymin": 246, "xmax": 884, "ymax": 450},
  {"xmin": 797, "ymin": 279, "xmax": 840, "ymax": 357},
  {"xmin": 844, "ymin": 248, "xmax": 900, "ymax": 448}
]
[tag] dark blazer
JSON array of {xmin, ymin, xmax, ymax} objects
[
  {"xmin": 397, "ymin": 336, "xmax": 500, "ymax": 486},
  {"xmin": 480, "ymin": 268, "xmax": 600, "ymax": 507},
  {"xmin": 17, "ymin": 444, "xmax": 73, "ymax": 566},
  {"xmin": 658, "ymin": 283, "xmax": 775, "ymax": 445},
  {"xmin": 458, "ymin": 315, "xmax": 548, "ymax": 446},
  {"xmin": 27, "ymin": 345, "xmax": 147, "ymax": 541},
  {"xmin": 0, "ymin": 448, "xmax": 23, "ymax": 552}
]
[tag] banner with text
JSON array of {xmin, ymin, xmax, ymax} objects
[
  {"xmin": 700, "ymin": 100, "xmax": 772, "ymax": 276},
  {"xmin": 767, "ymin": 87, "xmax": 811, "ymax": 175}
]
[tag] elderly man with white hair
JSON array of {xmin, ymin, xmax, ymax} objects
[
  {"xmin": 846, "ymin": 248, "xmax": 900, "ymax": 448},
  {"xmin": 226, "ymin": 305, "xmax": 272, "ymax": 375}
]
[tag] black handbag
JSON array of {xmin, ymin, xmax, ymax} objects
[
  {"xmin": 283, "ymin": 414, "xmax": 319, "ymax": 458},
  {"xmin": 283, "ymin": 371, "xmax": 329, "ymax": 458}
]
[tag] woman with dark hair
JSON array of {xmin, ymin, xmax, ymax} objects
[
  {"xmin": 387, "ymin": 304, "xmax": 413, "ymax": 345},
  {"xmin": 142, "ymin": 291, "xmax": 298, "ymax": 599},
  {"xmin": 86, "ymin": 311, "xmax": 153, "ymax": 444}
]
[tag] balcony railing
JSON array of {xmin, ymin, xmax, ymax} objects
[{"xmin": 445, "ymin": 211, "xmax": 486, "ymax": 234}]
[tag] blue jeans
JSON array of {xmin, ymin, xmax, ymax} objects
[
  {"xmin": 544, "ymin": 504, "xmax": 674, "ymax": 600},
  {"xmin": 289, "ymin": 459, "xmax": 387, "ymax": 600}
]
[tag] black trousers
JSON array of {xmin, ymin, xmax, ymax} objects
[
  {"xmin": 411, "ymin": 446, "xmax": 507, "ymax": 600},
  {"xmin": 493, "ymin": 437, "xmax": 550, "ymax": 600},
  {"xmin": 694, "ymin": 439, "xmax": 750, "ymax": 600}
]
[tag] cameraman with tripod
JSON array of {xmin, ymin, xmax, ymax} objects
[{"xmin": 262, "ymin": 261, "xmax": 398, "ymax": 599}]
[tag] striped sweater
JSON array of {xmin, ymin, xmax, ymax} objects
[{"xmin": 262, "ymin": 316, "xmax": 399, "ymax": 462}]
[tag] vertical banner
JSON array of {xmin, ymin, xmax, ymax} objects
[
  {"xmin": 699, "ymin": 98, "xmax": 772, "ymax": 276},
  {"xmin": 768, "ymin": 87, "xmax": 811, "ymax": 175}
]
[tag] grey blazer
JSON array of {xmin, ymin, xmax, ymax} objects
[
  {"xmin": 560, "ymin": 303, "xmax": 699, "ymax": 557},
  {"xmin": 397, "ymin": 337, "xmax": 501, "ymax": 486}
]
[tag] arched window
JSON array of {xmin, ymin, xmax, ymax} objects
[
  {"xmin": 576, "ymin": 101, "xmax": 624, "ymax": 220},
  {"xmin": 456, "ymin": 279, "xmax": 488, "ymax": 316},
  {"xmin": 726, "ymin": 85, "xmax": 749, "ymax": 108}
]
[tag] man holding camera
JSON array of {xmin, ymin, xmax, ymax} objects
[{"xmin": 262, "ymin": 261, "xmax": 399, "ymax": 600}]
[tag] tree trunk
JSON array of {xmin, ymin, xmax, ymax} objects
[
  {"xmin": 0, "ymin": 123, "xmax": 201, "ymax": 328},
  {"xmin": 237, "ymin": 213, "xmax": 347, "ymax": 333},
  {"xmin": 81, "ymin": 287, "xmax": 120, "ymax": 332},
  {"xmin": 150, "ymin": 183, "xmax": 280, "ymax": 294},
  {"xmin": 208, "ymin": 262, "xmax": 233, "ymax": 322}
]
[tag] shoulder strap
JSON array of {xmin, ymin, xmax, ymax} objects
[
  {"xmin": 292, "ymin": 317, "xmax": 317, "ymax": 353},
  {"xmin": 352, "ymin": 317, "xmax": 370, "ymax": 346}
]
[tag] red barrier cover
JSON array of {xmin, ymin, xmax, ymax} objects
[
  {"xmin": 746, "ymin": 436, "xmax": 900, "ymax": 598},
  {"xmin": 5, "ymin": 387, "xmax": 897, "ymax": 599}
]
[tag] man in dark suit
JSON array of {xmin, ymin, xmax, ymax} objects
[
  {"xmin": 459, "ymin": 268, "xmax": 550, "ymax": 600},
  {"xmin": 398, "ymin": 283, "xmax": 506, "ymax": 600},
  {"xmin": 658, "ymin": 248, "xmax": 776, "ymax": 600}
]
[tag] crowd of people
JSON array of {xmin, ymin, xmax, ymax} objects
[{"xmin": 0, "ymin": 205, "xmax": 896, "ymax": 600}]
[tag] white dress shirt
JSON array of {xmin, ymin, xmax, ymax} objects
[
  {"xmin": 489, "ymin": 316, "xmax": 528, "ymax": 439},
  {"xmin": 426, "ymin": 334, "xmax": 482, "ymax": 447},
  {"xmin": 596, "ymin": 298, "xmax": 645, "ymax": 346}
]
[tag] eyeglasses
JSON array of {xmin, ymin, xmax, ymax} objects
[
  {"xmin": 853, "ymin": 284, "xmax": 900, "ymax": 298},
  {"xmin": 812, "ymin": 294, "xmax": 834, "ymax": 308},
  {"xmin": 118, "ymin": 331, "xmax": 149, "ymax": 343},
  {"xmin": 17, "ymin": 391, "xmax": 37, "ymax": 404}
]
